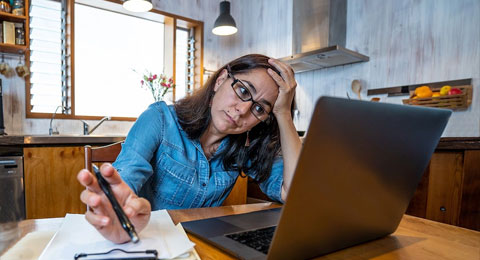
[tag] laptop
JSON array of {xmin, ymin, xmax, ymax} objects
[{"xmin": 182, "ymin": 96, "xmax": 451, "ymax": 260}]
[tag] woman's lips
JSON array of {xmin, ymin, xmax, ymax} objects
[{"xmin": 224, "ymin": 112, "xmax": 238, "ymax": 126}]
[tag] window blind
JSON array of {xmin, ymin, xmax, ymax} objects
[{"xmin": 29, "ymin": 0, "xmax": 64, "ymax": 113}]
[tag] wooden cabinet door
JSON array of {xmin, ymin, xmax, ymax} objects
[
  {"xmin": 24, "ymin": 147, "xmax": 87, "ymax": 219},
  {"xmin": 459, "ymin": 150, "xmax": 480, "ymax": 230},
  {"xmin": 407, "ymin": 149, "xmax": 480, "ymax": 231},
  {"xmin": 425, "ymin": 151, "xmax": 464, "ymax": 225}
]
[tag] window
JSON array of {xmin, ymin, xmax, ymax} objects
[
  {"xmin": 74, "ymin": 3, "xmax": 164, "ymax": 117},
  {"xmin": 26, "ymin": 0, "xmax": 204, "ymax": 120}
]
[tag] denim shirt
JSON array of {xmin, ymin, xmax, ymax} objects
[{"xmin": 113, "ymin": 102, "xmax": 284, "ymax": 210}]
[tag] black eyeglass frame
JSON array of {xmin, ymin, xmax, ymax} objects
[{"xmin": 226, "ymin": 66, "xmax": 272, "ymax": 123}]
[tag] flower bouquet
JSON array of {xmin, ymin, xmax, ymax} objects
[{"xmin": 139, "ymin": 71, "xmax": 175, "ymax": 102}]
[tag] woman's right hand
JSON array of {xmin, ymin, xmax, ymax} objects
[{"xmin": 77, "ymin": 163, "xmax": 151, "ymax": 243}]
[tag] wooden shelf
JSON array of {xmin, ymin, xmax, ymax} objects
[
  {"xmin": 0, "ymin": 43, "xmax": 28, "ymax": 54},
  {"xmin": 0, "ymin": 11, "xmax": 27, "ymax": 23},
  {"xmin": 1, "ymin": 8, "xmax": 28, "ymax": 55}
]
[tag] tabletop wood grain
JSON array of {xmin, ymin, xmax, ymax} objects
[{"xmin": 5, "ymin": 203, "xmax": 480, "ymax": 260}]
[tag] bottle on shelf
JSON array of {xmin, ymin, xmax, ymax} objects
[
  {"xmin": 14, "ymin": 22, "xmax": 24, "ymax": 45},
  {"xmin": 12, "ymin": 0, "xmax": 23, "ymax": 16}
]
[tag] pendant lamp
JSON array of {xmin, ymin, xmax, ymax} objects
[
  {"xmin": 123, "ymin": 0, "xmax": 153, "ymax": 12},
  {"xmin": 212, "ymin": 1, "xmax": 238, "ymax": 36}
]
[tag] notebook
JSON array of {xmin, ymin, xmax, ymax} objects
[{"xmin": 38, "ymin": 210, "xmax": 195, "ymax": 259}]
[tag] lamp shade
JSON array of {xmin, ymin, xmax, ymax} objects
[
  {"xmin": 212, "ymin": 1, "xmax": 237, "ymax": 36},
  {"xmin": 123, "ymin": 0, "xmax": 152, "ymax": 12}
]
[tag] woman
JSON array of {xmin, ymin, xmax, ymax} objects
[{"xmin": 77, "ymin": 54, "xmax": 302, "ymax": 243}]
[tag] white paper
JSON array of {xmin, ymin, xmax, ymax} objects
[{"xmin": 38, "ymin": 210, "xmax": 195, "ymax": 260}]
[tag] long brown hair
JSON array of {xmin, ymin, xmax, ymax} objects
[{"xmin": 174, "ymin": 54, "xmax": 295, "ymax": 182}]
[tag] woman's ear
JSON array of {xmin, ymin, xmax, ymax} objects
[{"xmin": 214, "ymin": 69, "xmax": 229, "ymax": 91}]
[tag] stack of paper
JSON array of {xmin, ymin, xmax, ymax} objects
[{"xmin": 38, "ymin": 210, "xmax": 195, "ymax": 259}]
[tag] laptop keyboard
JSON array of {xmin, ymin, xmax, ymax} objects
[{"xmin": 225, "ymin": 226, "xmax": 276, "ymax": 254}]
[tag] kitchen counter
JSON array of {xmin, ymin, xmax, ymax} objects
[
  {"xmin": 0, "ymin": 135, "xmax": 125, "ymax": 146},
  {"xmin": 0, "ymin": 135, "xmax": 477, "ymax": 148}
]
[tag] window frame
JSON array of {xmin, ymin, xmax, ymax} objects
[{"xmin": 25, "ymin": 0, "xmax": 204, "ymax": 121}]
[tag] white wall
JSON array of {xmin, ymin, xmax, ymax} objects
[
  {"xmin": 154, "ymin": 0, "xmax": 292, "ymax": 70},
  {"xmin": 293, "ymin": 0, "xmax": 480, "ymax": 136},
  {"xmin": 1, "ymin": 0, "xmax": 478, "ymax": 136}
]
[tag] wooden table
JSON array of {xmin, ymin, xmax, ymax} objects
[{"xmin": 5, "ymin": 203, "xmax": 480, "ymax": 259}]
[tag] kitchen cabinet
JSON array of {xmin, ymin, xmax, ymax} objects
[
  {"xmin": 24, "ymin": 146, "xmax": 86, "ymax": 219},
  {"xmin": 7, "ymin": 135, "xmax": 125, "ymax": 219},
  {"xmin": 406, "ymin": 144, "xmax": 480, "ymax": 231}
]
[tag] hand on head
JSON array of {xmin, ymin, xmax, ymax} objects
[
  {"xmin": 77, "ymin": 163, "xmax": 151, "ymax": 243},
  {"xmin": 267, "ymin": 58, "xmax": 297, "ymax": 117}
]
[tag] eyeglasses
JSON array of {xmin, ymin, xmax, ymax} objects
[{"xmin": 227, "ymin": 70, "xmax": 271, "ymax": 122}]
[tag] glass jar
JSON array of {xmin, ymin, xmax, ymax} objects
[
  {"xmin": 14, "ymin": 23, "xmax": 24, "ymax": 45},
  {"xmin": 11, "ymin": 0, "xmax": 23, "ymax": 15},
  {"xmin": 0, "ymin": 0, "xmax": 12, "ymax": 13}
]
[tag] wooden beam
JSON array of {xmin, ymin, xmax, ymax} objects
[{"xmin": 164, "ymin": 16, "xmax": 176, "ymax": 100}]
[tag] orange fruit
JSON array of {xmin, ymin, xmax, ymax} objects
[
  {"xmin": 415, "ymin": 86, "xmax": 431, "ymax": 95},
  {"xmin": 417, "ymin": 88, "xmax": 433, "ymax": 98}
]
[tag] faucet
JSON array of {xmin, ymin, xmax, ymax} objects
[
  {"xmin": 48, "ymin": 106, "xmax": 62, "ymax": 135},
  {"xmin": 81, "ymin": 116, "xmax": 111, "ymax": 135}
]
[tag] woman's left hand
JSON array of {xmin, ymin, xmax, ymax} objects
[{"xmin": 267, "ymin": 58, "xmax": 297, "ymax": 117}]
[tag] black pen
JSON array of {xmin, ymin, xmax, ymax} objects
[{"xmin": 92, "ymin": 164, "xmax": 139, "ymax": 243}]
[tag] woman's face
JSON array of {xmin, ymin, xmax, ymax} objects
[{"xmin": 210, "ymin": 68, "xmax": 279, "ymax": 136}]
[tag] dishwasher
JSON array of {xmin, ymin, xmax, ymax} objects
[{"xmin": 0, "ymin": 156, "xmax": 25, "ymax": 253}]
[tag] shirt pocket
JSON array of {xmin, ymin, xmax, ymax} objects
[{"xmin": 156, "ymin": 152, "xmax": 196, "ymax": 206}]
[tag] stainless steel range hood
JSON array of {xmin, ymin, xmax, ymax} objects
[{"xmin": 280, "ymin": 0, "xmax": 369, "ymax": 73}]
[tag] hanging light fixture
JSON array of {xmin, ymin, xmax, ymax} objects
[
  {"xmin": 212, "ymin": 1, "xmax": 237, "ymax": 36},
  {"xmin": 123, "ymin": 0, "xmax": 152, "ymax": 12}
]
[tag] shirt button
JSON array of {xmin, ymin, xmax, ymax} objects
[{"xmin": 202, "ymin": 183, "xmax": 207, "ymax": 187}]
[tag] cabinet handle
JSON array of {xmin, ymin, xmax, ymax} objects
[{"xmin": 440, "ymin": 206, "xmax": 446, "ymax": 212}]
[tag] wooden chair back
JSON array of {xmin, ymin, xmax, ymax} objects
[
  {"xmin": 84, "ymin": 141, "xmax": 124, "ymax": 173},
  {"xmin": 222, "ymin": 176, "xmax": 247, "ymax": 205}
]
